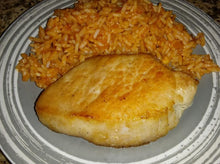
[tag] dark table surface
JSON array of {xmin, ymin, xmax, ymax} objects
[{"xmin": 0, "ymin": 0, "xmax": 219, "ymax": 163}]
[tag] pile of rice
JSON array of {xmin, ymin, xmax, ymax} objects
[{"xmin": 16, "ymin": 0, "xmax": 220, "ymax": 88}]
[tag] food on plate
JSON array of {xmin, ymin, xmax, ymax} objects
[
  {"xmin": 36, "ymin": 54, "xmax": 198, "ymax": 147},
  {"xmin": 16, "ymin": 0, "xmax": 220, "ymax": 88},
  {"xmin": 16, "ymin": 0, "xmax": 220, "ymax": 147}
]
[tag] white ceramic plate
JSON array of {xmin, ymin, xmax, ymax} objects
[{"xmin": 0, "ymin": 0, "xmax": 219, "ymax": 163}]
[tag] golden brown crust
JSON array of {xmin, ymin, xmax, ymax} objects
[{"xmin": 36, "ymin": 54, "xmax": 198, "ymax": 147}]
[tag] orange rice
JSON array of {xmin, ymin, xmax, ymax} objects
[{"xmin": 16, "ymin": 0, "xmax": 220, "ymax": 88}]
